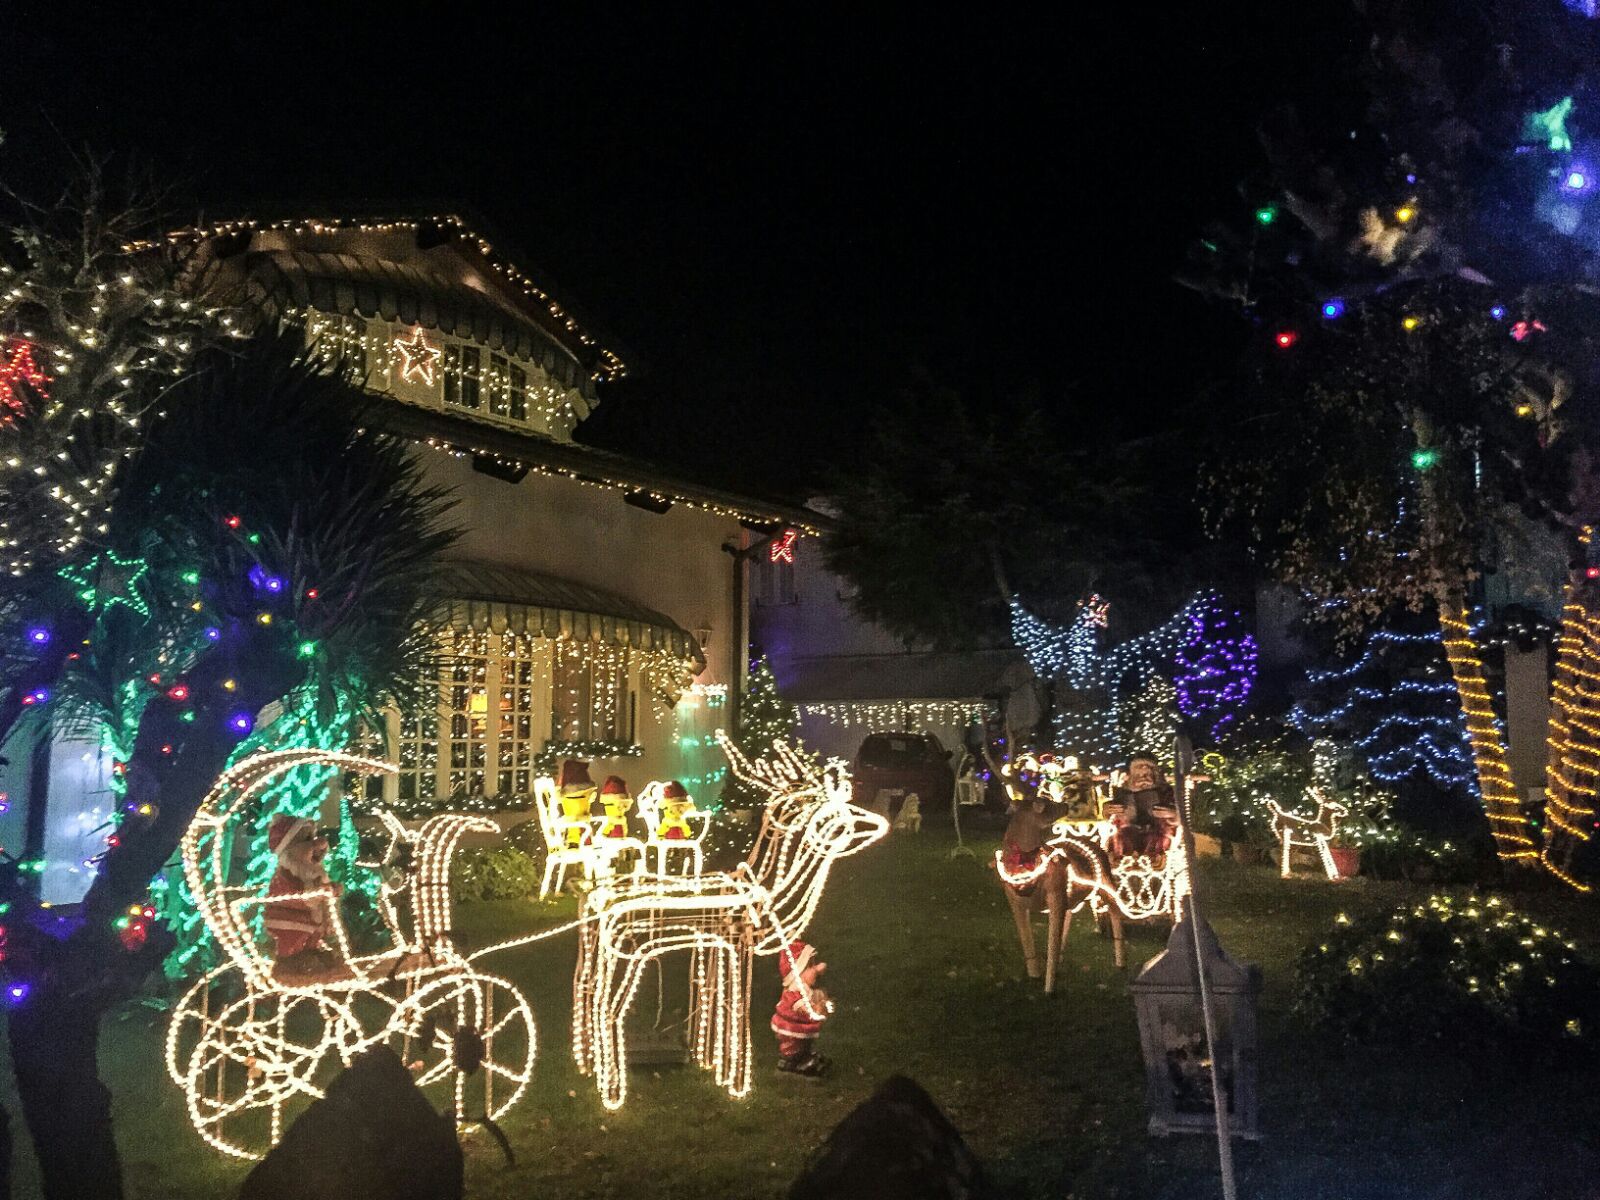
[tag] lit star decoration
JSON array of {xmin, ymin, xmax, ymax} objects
[
  {"xmin": 392, "ymin": 326, "xmax": 442, "ymax": 385},
  {"xmin": 0, "ymin": 339, "xmax": 49, "ymax": 421},
  {"xmin": 1525, "ymin": 96, "xmax": 1576, "ymax": 153},
  {"xmin": 58, "ymin": 550, "xmax": 151, "ymax": 618}
]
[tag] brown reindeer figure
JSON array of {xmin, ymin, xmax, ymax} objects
[
  {"xmin": 995, "ymin": 761, "xmax": 1124, "ymax": 994},
  {"xmin": 1264, "ymin": 788, "xmax": 1349, "ymax": 879}
]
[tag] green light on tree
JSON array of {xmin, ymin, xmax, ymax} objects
[
  {"xmin": 1255, "ymin": 205, "xmax": 1278, "ymax": 226},
  {"xmin": 1412, "ymin": 448, "xmax": 1441, "ymax": 470}
]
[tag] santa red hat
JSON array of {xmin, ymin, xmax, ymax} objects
[
  {"xmin": 600, "ymin": 775, "xmax": 629, "ymax": 798},
  {"xmin": 779, "ymin": 940, "xmax": 815, "ymax": 989},
  {"xmin": 557, "ymin": 759, "xmax": 593, "ymax": 791},
  {"xmin": 662, "ymin": 780, "xmax": 689, "ymax": 803},
  {"xmin": 268, "ymin": 814, "xmax": 314, "ymax": 863}
]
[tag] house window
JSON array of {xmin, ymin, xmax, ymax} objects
[
  {"xmin": 496, "ymin": 634, "xmax": 537, "ymax": 797},
  {"xmin": 395, "ymin": 665, "xmax": 442, "ymax": 806},
  {"xmin": 443, "ymin": 345, "xmax": 481, "ymax": 410},
  {"xmin": 488, "ymin": 354, "xmax": 510, "ymax": 419},
  {"xmin": 552, "ymin": 643, "xmax": 629, "ymax": 741},
  {"xmin": 754, "ymin": 555, "xmax": 797, "ymax": 606},
  {"xmin": 445, "ymin": 643, "xmax": 489, "ymax": 795},
  {"xmin": 509, "ymin": 363, "xmax": 527, "ymax": 421}
]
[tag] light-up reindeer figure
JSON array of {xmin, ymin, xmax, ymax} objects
[
  {"xmin": 1264, "ymin": 789, "xmax": 1348, "ymax": 879},
  {"xmin": 571, "ymin": 736, "xmax": 888, "ymax": 1110}
]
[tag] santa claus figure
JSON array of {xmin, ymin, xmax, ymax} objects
[
  {"xmin": 557, "ymin": 758, "xmax": 597, "ymax": 848},
  {"xmin": 264, "ymin": 814, "xmax": 342, "ymax": 974},
  {"xmin": 772, "ymin": 939, "xmax": 833, "ymax": 1078},
  {"xmin": 595, "ymin": 775, "xmax": 633, "ymax": 839},
  {"xmin": 1111, "ymin": 756, "xmax": 1178, "ymax": 860},
  {"xmin": 655, "ymin": 780, "xmax": 697, "ymax": 840}
]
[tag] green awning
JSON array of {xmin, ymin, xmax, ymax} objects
[{"xmin": 435, "ymin": 560, "xmax": 703, "ymax": 664}]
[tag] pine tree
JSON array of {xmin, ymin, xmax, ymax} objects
[
  {"xmin": 722, "ymin": 656, "xmax": 802, "ymax": 807},
  {"xmin": 1291, "ymin": 622, "xmax": 1479, "ymax": 831}
]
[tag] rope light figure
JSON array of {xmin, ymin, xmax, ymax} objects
[
  {"xmin": 1263, "ymin": 789, "xmax": 1349, "ymax": 879},
  {"xmin": 568, "ymin": 735, "xmax": 888, "ymax": 1110},
  {"xmin": 165, "ymin": 748, "xmax": 535, "ymax": 1160}
]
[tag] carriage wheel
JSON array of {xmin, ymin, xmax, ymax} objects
[
  {"xmin": 166, "ymin": 964, "xmax": 246, "ymax": 1088},
  {"xmin": 182, "ymin": 990, "xmax": 366, "ymax": 1160},
  {"xmin": 390, "ymin": 972, "xmax": 536, "ymax": 1128}
]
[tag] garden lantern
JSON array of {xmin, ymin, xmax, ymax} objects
[{"xmin": 1130, "ymin": 915, "xmax": 1261, "ymax": 1139}]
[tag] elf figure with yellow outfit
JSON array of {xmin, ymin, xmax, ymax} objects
[
  {"xmin": 557, "ymin": 758, "xmax": 597, "ymax": 848},
  {"xmin": 596, "ymin": 774, "xmax": 634, "ymax": 839},
  {"xmin": 655, "ymin": 780, "xmax": 697, "ymax": 840}
]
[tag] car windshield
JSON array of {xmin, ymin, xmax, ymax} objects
[{"xmin": 858, "ymin": 735, "xmax": 932, "ymax": 768}]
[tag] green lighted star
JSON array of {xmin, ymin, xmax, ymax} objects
[
  {"xmin": 1525, "ymin": 96, "xmax": 1575, "ymax": 153},
  {"xmin": 58, "ymin": 550, "xmax": 151, "ymax": 618}
]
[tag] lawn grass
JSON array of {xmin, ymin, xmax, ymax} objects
[{"xmin": 4, "ymin": 823, "xmax": 1600, "ymax": 1198}]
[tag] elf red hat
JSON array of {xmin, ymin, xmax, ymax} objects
[
  {"xmin": 661, "ymin": 780, "xmax": 689, "ymax": 802},
  {"xmin": 779, "ymin": 940, "xmax": 815, "ymax": 989},
  {"xmin": 557, "ymin": 759, "xmax": 593, "ymax": 790},
  {"xmin": 268, "ymin": 814, "xmax": 314, "ymax": 862},
  {"xmin": 600, "ymin": 775, "xmax": 629, "ymax": 797}
]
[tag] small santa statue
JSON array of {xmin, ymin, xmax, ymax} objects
[
  {"xmin": 655, "ymin": 780, "xmax": 697, "ymax": 840},
  {"xmin": 772, "ymin": 939, "xmax": 833, "ymax": 1078},
  {"xmin": 595, "ymin": 775, "xmax": 633, "ymax": 839},
  {"xmin": 264, "ymin": 814, "xmax": 342, "ymax": 975},
  {"xmin": 1111, "ymin": 755, "xmax": 1178, "ymax": 860},
  {"xmin": 557, "ymin": 758, "xmax": 597, "ymax": 847}
]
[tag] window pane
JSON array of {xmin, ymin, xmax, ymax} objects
[
  {"xmin": 460, "ymin": 347, "xmax": 481, "ymax": 410},
  {"xmin": 489, "ymin": 354, "xmax": 510, "ymax": 418},
  {"xmin": 510, "ymin": 364, "xmax": 527, "ymax": 421},
  {"xmin": 442, "ymin": 345, "xmax": 461, "ymax": 407}
]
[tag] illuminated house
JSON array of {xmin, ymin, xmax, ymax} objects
[{"xmin": 6, "ymin": 212, "xmax": 822, "ymax": 899}]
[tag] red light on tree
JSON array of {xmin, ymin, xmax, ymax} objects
[
  {"xmin": 0, "ymin": 340, "xmax": 50, "ymax": 422},
  {"xmin": 1274, "ymin": 330, "xmax": 1298, "ymax": 349},
  {"xmin": 1586, "ymin": 566, "xmax": 1599, "ymax": 580},
  {"xmin": 224, "ymin": 515, "xmax": 242, "ymax": 529},
  {"xmin": 166, "ymin": 684, "xmax": 190, "ymax": 702}
]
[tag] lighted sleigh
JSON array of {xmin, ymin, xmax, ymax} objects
[{"xmin": 164, "ymin": 748, "xmax": 535, "ymax": 1160}]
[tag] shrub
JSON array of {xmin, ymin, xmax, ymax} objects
[
  {"xmin": 1193, "ymin": 746, "xmax": 1306, "ymax": 847},
  {"xmin": 451, "ymin": 844, "xmax": 541, "ymax": 903},
  {"xmin": 1295, "ymin": 893, "xmax": 1600, "ymax": 1060}
]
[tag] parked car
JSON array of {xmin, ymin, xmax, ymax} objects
[{"xmin": 852, "ymin": 731, "xmax": 955, "ymax": 814}]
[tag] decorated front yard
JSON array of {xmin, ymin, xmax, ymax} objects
[{"xmin": 4, "ymin": 826, "xmax": 1597, "ymax": 1200}]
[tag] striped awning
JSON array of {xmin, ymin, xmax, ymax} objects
[
  {"xmin": 241, "ymin": 249, "xmax": 596, "ymax": 398},
  {"xmin": 434, "ymin": 560, "xmax": 703, "ymax": 664}
]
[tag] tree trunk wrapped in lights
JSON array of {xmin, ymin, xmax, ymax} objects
[
  {"xmin": 1541, "ymin": 550, "xmax": 1600, "ymax": 891},
  {"xmin": 1438, "ymin": 607, "xmax": 1539, "ymax": 865}
]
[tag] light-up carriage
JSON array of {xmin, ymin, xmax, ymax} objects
[
  {"xmin": 1012, "ymin": 752, "xmax": 1189, "ymax": 923},
  {"xmin": 164, "ymin": 749, "xmax": 535, "ymax": 1160}
]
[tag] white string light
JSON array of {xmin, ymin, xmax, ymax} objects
[
  {"xmin": 166, "ymin": 748, "xmax": 536, "ymax": 1160},
  {"xmin": 569, "ymin": 735, "xmax": 888, "ymax": 1110},
  {"xmin": 1264, "ymin": 789, "xmax": 1349, "ymax": 880}
]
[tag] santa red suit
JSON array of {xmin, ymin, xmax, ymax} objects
[
  {"xmin": 771, "ymin": 940, "xmax": 832, "ymax": 1059},
  {"xmin": 263, "ymin": 815, "xmax": 338, "ymax": 960}
]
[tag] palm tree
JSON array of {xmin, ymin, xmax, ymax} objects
[{"xmin": 3, "ymin": 334, "xmax": 459, "ymax": 1199}]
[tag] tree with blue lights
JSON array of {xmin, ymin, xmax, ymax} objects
[
  {"xmin": 1290, "ymin": 624, "xmax": 1479, "ymax": 826},
  {"xmin": 1181, "ymin": 0, "xmax": 1600, "ymax": 872}
]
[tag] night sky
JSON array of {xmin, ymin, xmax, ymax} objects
[{"xmin": 5, "ymin": 4, "xmax": 1354, "ymax": 499}]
